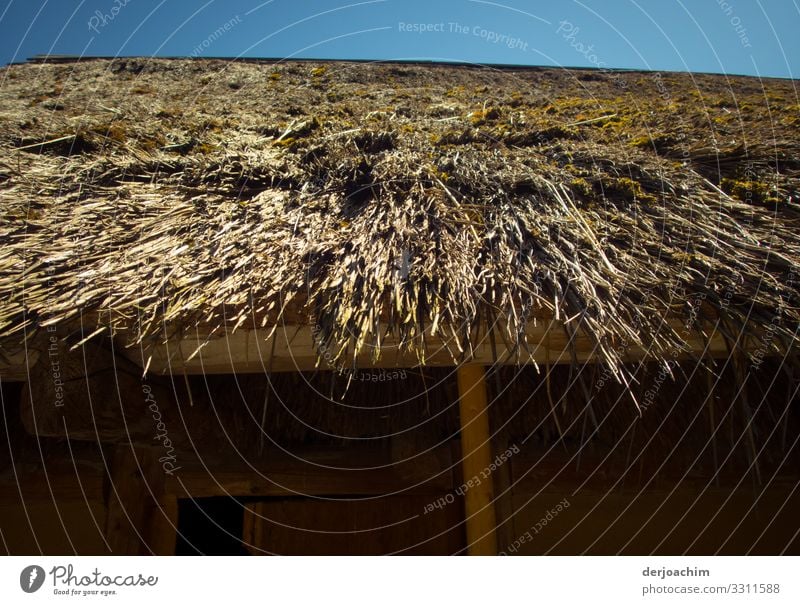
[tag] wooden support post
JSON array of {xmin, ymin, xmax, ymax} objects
[
  {"xmin": 146, "ymin": 495, "xmax": 179, "ymax": 556},
  {"xmin": 457, "ymin": 364, "xmax": 498, "ymax": 555},
  {"xmin": 242, "ymin": 502, "xmax": 265, "ymax": 556},
  {"xmin": 105, "ymin": 446, "xmax": 169, "ymax": 555},
  {"xmin": 492, "ymin": 435, "xmax": 515, "ymax": 554}
]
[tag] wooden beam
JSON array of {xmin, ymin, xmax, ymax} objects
[
  {"xmin": 491, "ymin": 434, "xmax": 516, "ymax": 554},
  {"xmin": 165, "ymin": 443, "xmax": 455, "ymax": 498},
  {"xmin": 0, "ymin": 462, "xmax": 106, "ymax": 503},
  {"xmin": 20, "ymin": 333, "xmax": 187, "ymax": 447},
  {"xmin": 145, "ymin": 495, "xmax": 178, "ymax": 556},
  {"xmin": 116, "ymin": 320, "xmax": 735, "ymax": 375},
  {"xmin": 242, "ymin": 502, "xmax": 264, "ymax": 556},
  {"xmin": 0, "ymin": 345, "xmax": 38, "ymax": 381},
  {"xmin": 457, "ymin": 364, "xmax": 498, "ymax": 555},
  {"xmin": 104, "ymin": 446, "xmax": 167, "ymax": 555}
]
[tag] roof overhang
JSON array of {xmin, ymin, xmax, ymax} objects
[{"xmin": 115, "ymin": 319, "xmax": 734, "ymax": 375}]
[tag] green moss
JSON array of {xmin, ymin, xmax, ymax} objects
[
  {"xmin": 90, "ymin": 122, "xmax": 128, "ymax": 144},
  {"xmin": 603, "ymin": 177, "xmax": 656, "ymax": 203},
  {"xmin": 272, "ymin": 117, "xmax": 321, "ymax": 149},
  {"xmin": 139, "ymin": 132, "xmax": 166, "ymax": 151},
  {"xmin": 721, "ymin": 178, "xmax": 782, "ymax": 205},
  {"xmin": 672, "ymin": 252, "xmax": 695, "ymax": 263},
  {"xmin": 292, "ymin": 116, "xmax": 320, "ymax": 136},
  {"xmin": 156, "ymin": 105, "xmax": 183, "ymax": 119},
  {"xmin": 273, "ymin": 136, "xmax": 296, "ymax": 148},
  {"xmin": 629, "ymin": 132, "xmax": 675, "ymax": 153},
  {"xmin": 196, "ymin": 117, "xmax": 224, "ymax": 133},
  {"xmin": 427, "ymin": 165, "xmax": 451, "ymax": 182},
  {"xmin": 132, "ymin": 84, "xmax": 155, "ymax": 95},
  {"xmin": 570, "ymin": 178, "xmax": 593, "ymax": 197},
  {"xmin": 508, "ymin": 91, "xmax": 524, "ymax": 107},
  {"xmin": 469, "ymin": 106, "xmax": 500, "ymax": 126},
  {"xmin": 488, "ymin": 123, "xmax": 512, "ymax": 138},
  {"xmin": 596, "ymin": 114, "xmax": 623, "ymax": 128},
  {"xmin": 194, "ymin": 142, "xmax": 218, "ymax": 154},
  {"xmin": 430, "ymin": 129, "xmax": 477, "ymax": 146}
]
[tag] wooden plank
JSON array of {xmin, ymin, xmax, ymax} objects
[
  {"xmin": 166, "ymin": 443, "xmax": 455, "ymax": 498},
  {"xmin": 146, "ymin": 495, "xmax": 178, "ymax": 556},
  {"xmin": 491, "ymin": 436, "xmax": 516, "ymax": 554},
  {"xmin": 505, "ymin": 485, "xmax": 800, "ymax": 555},
  {"xmin": 104, "ymin": 446, "xmax": 165, "ymax": 555},
  {"xmin": 242, "ymin": 502, "xmax": 262, "ymax": 555},
  {"xmin": 457, "ymin": 364, "xmax": 498, "ymax": 555},
  {"xmin": 169, "ymin": 468, "xmax": 450, "ymax": 498},
  {"xmin": 0, "ymin": 464, "xmax": 106, "ymax": 503},
  {"xmin": 116, "ymin": 320, "xmax": 735, "ymax": 375},
  {"xmin": 244, "ymin": 496, "xmax": 465, "ymax": 555},
  {"xmin": 2, "ymin": 442, "xmax": 455, "ymax": 506}
]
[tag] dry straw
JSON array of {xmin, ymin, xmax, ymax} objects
[{"xmin": 0, "ymin": 58, "xmax": 798, "ymax": 386}]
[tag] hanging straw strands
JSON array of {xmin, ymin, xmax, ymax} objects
[{"xmin": 0, "ymin": 58, "xmax": 798, "ymax": 392}]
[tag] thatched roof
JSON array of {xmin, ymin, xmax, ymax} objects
[{"xmin": 1, "ymin": 58, "xmax": 799, "ymax": 378}]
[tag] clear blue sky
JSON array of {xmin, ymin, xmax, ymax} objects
[{"xmin": 0, "ymin": 0, "xmax": 797, "ymax": 78}]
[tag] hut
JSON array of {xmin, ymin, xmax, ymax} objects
[{"xmin": 0, "ymin": 57, "xmax": 798, "ymax": 555}]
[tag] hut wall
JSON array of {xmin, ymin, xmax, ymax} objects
[
  {"xmin": 489, "ymin": 359, "xmax": 800, "ymax": 555},
  {"xmin": 0, "ymin": 499, "xmax": 108, "ymax": 555},
  {"xmin": 2, "ymin": 355, "xmax": 798, "ymax": 555},
  {"xmin": 504, "ymin": 480, "xmax": 799, "ymax": 555},
  {"xmin": 243, "ymin": 496, "xmax": 465, "ymax": 555}
]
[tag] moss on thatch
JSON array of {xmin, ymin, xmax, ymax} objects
[{"xmin": 0, "ymin": 58, "xmax": 799, "ymax": 381}]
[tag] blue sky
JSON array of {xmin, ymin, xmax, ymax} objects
[{"xmin": 0, "ymin": 0, "xmax": 797, "ymax": 78}]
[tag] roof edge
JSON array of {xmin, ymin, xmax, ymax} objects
[{"xmin": 10, "ymin": 54, "xmax": 794, "ymax": 81}]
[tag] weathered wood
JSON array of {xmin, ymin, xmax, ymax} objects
[
  {"xmin": 146, "ymin": 495, "xmax": 178, "ymax": 556},
  {"xmin": 20, "ymin": 333, "xmax": 185, "ymax": 446},
  {"xmin": 457, "ymin": 364, "xmax": 498, "ymax": 555},
  {"xmin": 104, "ymin": 446, "xmax": 166, "ymax": 555},
  {"xmin": 243, "ymin": 495, "xmax": 465, "ymax": 555},
  {"xmin": 242, "ymin": 502, "xmax": 264, "ymax": 555},
  {"xmin": 166, "ymin": 443, "xmax": 455, "ymax": 498},
  {"xmin": 0, "ymin": 344, "xmax": 38, "ymax": 381},
  {"xmin": 117, "ymin": 320, "xmax": 735, "ymax": 375},
  {"xmin": 491, "ymin": 435, "xmax": 516, "ymax": 554},
  {"xmin": 0, "ymin": 463, "xmax": 106, "ymax": 503}
]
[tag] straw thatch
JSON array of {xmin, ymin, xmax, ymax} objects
[{"xmin": 0, "ymin": 58, "xmax": 798, "ymax": 380}]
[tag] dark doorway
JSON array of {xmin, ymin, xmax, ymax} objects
[{"xmin": 175, "ymin": 497, "xmax": 249, "ymax": 555}]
